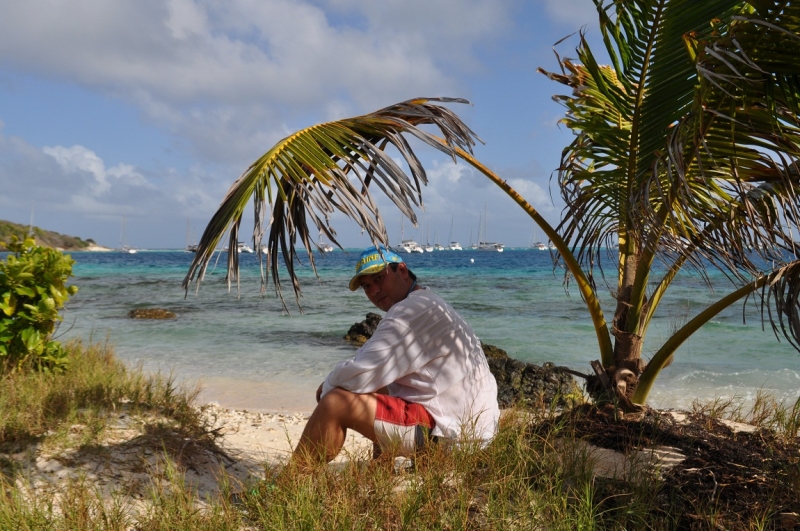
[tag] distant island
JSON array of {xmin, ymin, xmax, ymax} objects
[{"xmin": 0, "ymin": 219, "xmax": 110, "ymax": 252}]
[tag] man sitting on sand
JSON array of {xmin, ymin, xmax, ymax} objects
[{"xmin": 292, "ymin": 245, "xmax": 500, "ymax": 466}]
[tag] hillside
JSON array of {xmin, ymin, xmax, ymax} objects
[{"xmin": 0, "ymin": 219, "xmax": 101, "ymax": 251}]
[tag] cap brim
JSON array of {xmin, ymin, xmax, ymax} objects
[{"xmin": 348, "ymin": 263, "xmax": 388, "ymax": 291}]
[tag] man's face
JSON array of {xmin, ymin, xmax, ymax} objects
[{"xmin": 358, "ymin": 263, "xmax": 409, "ymax": 312}]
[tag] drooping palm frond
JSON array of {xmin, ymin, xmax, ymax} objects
[{"xmin": 182, "ymin": 98, "xmax": 480, "ymax": 310}]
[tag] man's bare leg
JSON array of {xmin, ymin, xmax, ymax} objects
[{"xmin": 292, "ymin": 387, "xmax": 379, "ymax": 467}]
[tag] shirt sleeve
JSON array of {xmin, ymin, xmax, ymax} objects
[{"xmin": 320, "ymin": 315, "xmax": 426, "ymax": 398}]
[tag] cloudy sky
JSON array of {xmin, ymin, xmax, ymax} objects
[{"xmin": 0, "ymin": 0, "xmax": 601, "ymax": 249}]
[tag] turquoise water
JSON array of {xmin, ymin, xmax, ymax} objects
[{"xmin": 55, "ymin": 249, "xmax": 800, "ymax": 413}]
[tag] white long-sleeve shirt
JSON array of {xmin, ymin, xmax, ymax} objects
[{"xmin": 322, "ymin": 288, "xmax": 499, "ymax": 442}]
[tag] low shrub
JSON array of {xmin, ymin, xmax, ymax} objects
[{"xmin": 0, "ymin": 236, "xmax": 78, "ymax": 372}]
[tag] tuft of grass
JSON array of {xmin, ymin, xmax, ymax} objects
[
  {"xmin": 0, "ymin": 339, "xmax": 209, "ymax": 453},
  {"xmin": 692, "ymin": 389, "xmax": 800, "ymax": 441}
]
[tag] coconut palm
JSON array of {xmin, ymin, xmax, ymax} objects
[
  {"xmin": 538, "ymin": 0, "xmax": 800, "ymax": 405},
  {"xmin": 184, "ymin": 0, "xmax": 800, "ymax": 407}
]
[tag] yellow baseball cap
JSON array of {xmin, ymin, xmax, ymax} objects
[{"xmin": 348, "ymin": 245, "xmax": 404, "ymax": 291}]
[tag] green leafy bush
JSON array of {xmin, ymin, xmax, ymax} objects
[{"xmin": 0, "ymin": 236, "xmax": 78, "ymax": 372}]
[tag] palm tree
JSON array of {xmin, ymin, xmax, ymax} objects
[
  {"xmin": 537, "ymin": 0, "xmax": 800, "ymax": 405},
  {"xmin": 184, "ymin": 0, "xmax": 800, "ymax": 408}
]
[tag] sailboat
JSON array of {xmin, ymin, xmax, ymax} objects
[
  {"xmin": 433, "ymin": 230, "xmax": 445, "ymax": 251},
  {"xmin": 223, "ymin": 242, "xmax": 254, "ymax": 253},
  {"xmin": 396, "ymin": 217, "xmax": 423, "ymax": 253},
  {"xmin": 447, "ymin": 215, "xmax": 462, "ymax": 250},
  {"xmin": 423, "ymin": 223, "xmax": 434, "ymax": 252},
  {"xmin": 529, "ymin": 224, "xmax": 548, "ymax": 251},
  {"xmin": 319, "ymin": 230, "xmax": 334, "ymax": 253},
  {"xmin": 119, "ymin": 216, "xmax": 137, "ymax": 254},
  {"xmin": 476, "ymin": 204, "xmax": 504, "ymax": 252},
  {"xmin": 185, "ymin": 218, "xmax": 198, "ymax": 252}
]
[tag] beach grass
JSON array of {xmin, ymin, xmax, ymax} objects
[
  {"xmin": 0, "ymin": 341, "xmax": 797, "ymax": 530},
  {"xmin": 0, "ymin": 339, "xmax": 209, "ymax": 452}
]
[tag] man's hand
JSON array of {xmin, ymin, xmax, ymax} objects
[{"xmin": 316, "ymin": 383, "xmax": 324, "ymax": 403}]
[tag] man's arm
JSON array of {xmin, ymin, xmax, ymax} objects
[{"xmin": 321, "ymin": 317, "xmax": 425, "ymax": 399}]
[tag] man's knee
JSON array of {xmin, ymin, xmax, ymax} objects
[
  {"xmin": 318, "ymin": 387, "xmax": 357, "ymax": 411},
  {"xmin": 316, "ymin": 388, "xmax": 376, "ymax": 432}
]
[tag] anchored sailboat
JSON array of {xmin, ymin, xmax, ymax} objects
[
  {"xmin": 447, "ymin": 215, "xmax": 462, "ymax": 250},
  {"xmin": 476, "ymin": 204, "xmax": 503, "ymax": 252},
  {"xmin": 319, "ymin": 230, "xmax": 334, "ymax": 253},
  {"xmin": 185, "ymin": 218, "xmax": 198, "ymax": 252},
  {"xmin": 396, "ymin": 217, "xmax": 423, "ymax": 253},
  {"xmin": 529, "ymin": 224, "xmax": 547, "ymax": 251},
  {"xmin": 119, "ymin": 216, "xmax": 137, "ymax": 254}
]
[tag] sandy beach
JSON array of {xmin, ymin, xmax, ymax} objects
[
  {"xmin": 195, "ymin": 377, "xmax": 320, "ymax": 414},
  {"xmin": 200, "ymin": 401, "xmax": 373, "ymax": 469},
  {"xmin": 8, "ymin": 398, "xmax": 374, "ymax": 509}
]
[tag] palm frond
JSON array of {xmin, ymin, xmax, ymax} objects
[
  {"xmin": 648, "ymin": 1, "xmax": 800, "ymax": 277},
  {"xmin": 541, "ymin": 0, "xmax": 741, "ymax": 273},
  {"xmin": 182, "ymin": 98, "xmax": 481, "ymax": 310}
]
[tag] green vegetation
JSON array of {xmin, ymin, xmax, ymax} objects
[
  {"xmin": 0, "ymin": 219, "xmax": 96, "ymax": 252},
  {"xmin": 0, "ymin": 237, "xmax": 78, "ymax": 372},
  {"xmin": 0, "ymin": 342, "xmax": 796, "ymax": 529},
  {"xmin": 185, "ymin": 0, "xmax": 800, "ymax": 408},
  {"xmin": 537, "ymin": 0, "xmax": 800, "ymax": 406},
  {"xmin": 0, "ymin": 340, "xmax": 205, "ymax": 449}
]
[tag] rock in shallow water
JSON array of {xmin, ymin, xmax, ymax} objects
[
  {"xmin": 343, "ymin": 312, "xmax": 383, "ymax": 345},
  {"xmin": 128, "ymin": 308, "xmax": 177, "ymax": 319}
]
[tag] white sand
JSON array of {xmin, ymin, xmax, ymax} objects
[{"xmin": 4, "ymin": 401, "xmax": 373, "ymax": 510}]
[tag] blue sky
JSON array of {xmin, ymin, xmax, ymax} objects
[{"xmin": 0, "ymin": 0, "xmax": 601, "ymax": 249}]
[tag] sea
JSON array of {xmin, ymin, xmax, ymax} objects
[{"xmin": 52, "ymin": 249, "xmax": 799, "ymax": 414}]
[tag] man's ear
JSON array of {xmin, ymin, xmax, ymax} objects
[{"xmin": 396, "ymin": 262, "xmax": 410, "ymax": 279}]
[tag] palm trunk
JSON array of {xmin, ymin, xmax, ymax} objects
[{"xmin": 606, "ymin": 248, "xmax": 646, "ymax": 405}]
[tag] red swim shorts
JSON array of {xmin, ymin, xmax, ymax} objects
[{"xmin": 373, "ymin": 394, "xmax": 436, "ymax": 456}]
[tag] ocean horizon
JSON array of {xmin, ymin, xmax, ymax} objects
[{"xmin": 50, "ymin": 248, "xmax": 800, "ymax": 414}]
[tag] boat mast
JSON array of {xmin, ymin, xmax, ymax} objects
[
  {"xmin": 449, "ymin": 215, "xmax": 454, "ymax": 243},
  {"xmin": 483, "ymin": 202, "xmax": 488, "ymax": 244}
]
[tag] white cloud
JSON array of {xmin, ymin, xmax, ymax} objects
[
  {"xmin": 507, "ymin": 178, "xmax": 554, "ymax": 211},
  {"xmin": 166, "ymin": 0, "xmax": 208, "ymax": 40},
  {"xmin": 0, "ymin": 1, "xmax": 516, "ymax": 167},
  {"xmin": 429, "ymin": 160, "xmax": 470, "ymax": 185},
  {"xmin": 43, "ymin": 145, "xmax": 154, "ymax": 196},
  {"xmin": 0, "ymin": 127, "xmax": 221, "ymax": 243},
  {"xmin": 0, "ymin": 0, "xmax": 571, "ymax": 247}
]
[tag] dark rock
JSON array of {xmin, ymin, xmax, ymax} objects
[
  {"xmin": 483, "ymin": 342, "xmax": 581, "ymax": 409},
  {"xmin": 343, "ymin": 313, "xmax": 581, "ymax": 409},
  {"xmin": 343, "ymin": 312, "xmax": 383, "ymax": 345},
  {"xmin": 482, "ymin": 343, "xmax": 509, "ymax": 360},
  {"xmin": 128, "ymin": 308, "xmax": 177, "ymax": 320}
]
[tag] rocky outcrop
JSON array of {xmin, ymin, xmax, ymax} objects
[
  {"xmin": 343, "ymin": 312, "xmax": 383, "ymax": 344},
  {"xmin": 343, "ymin": 313, "xmax": 581, "ymax": 409},
  {"xmin": 128, "ymin": 308, "xmax": 177, "ymax": 319},
  {"xmin": 483, "ymin": 343, "xmax": 581, "ymax": 409}
]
